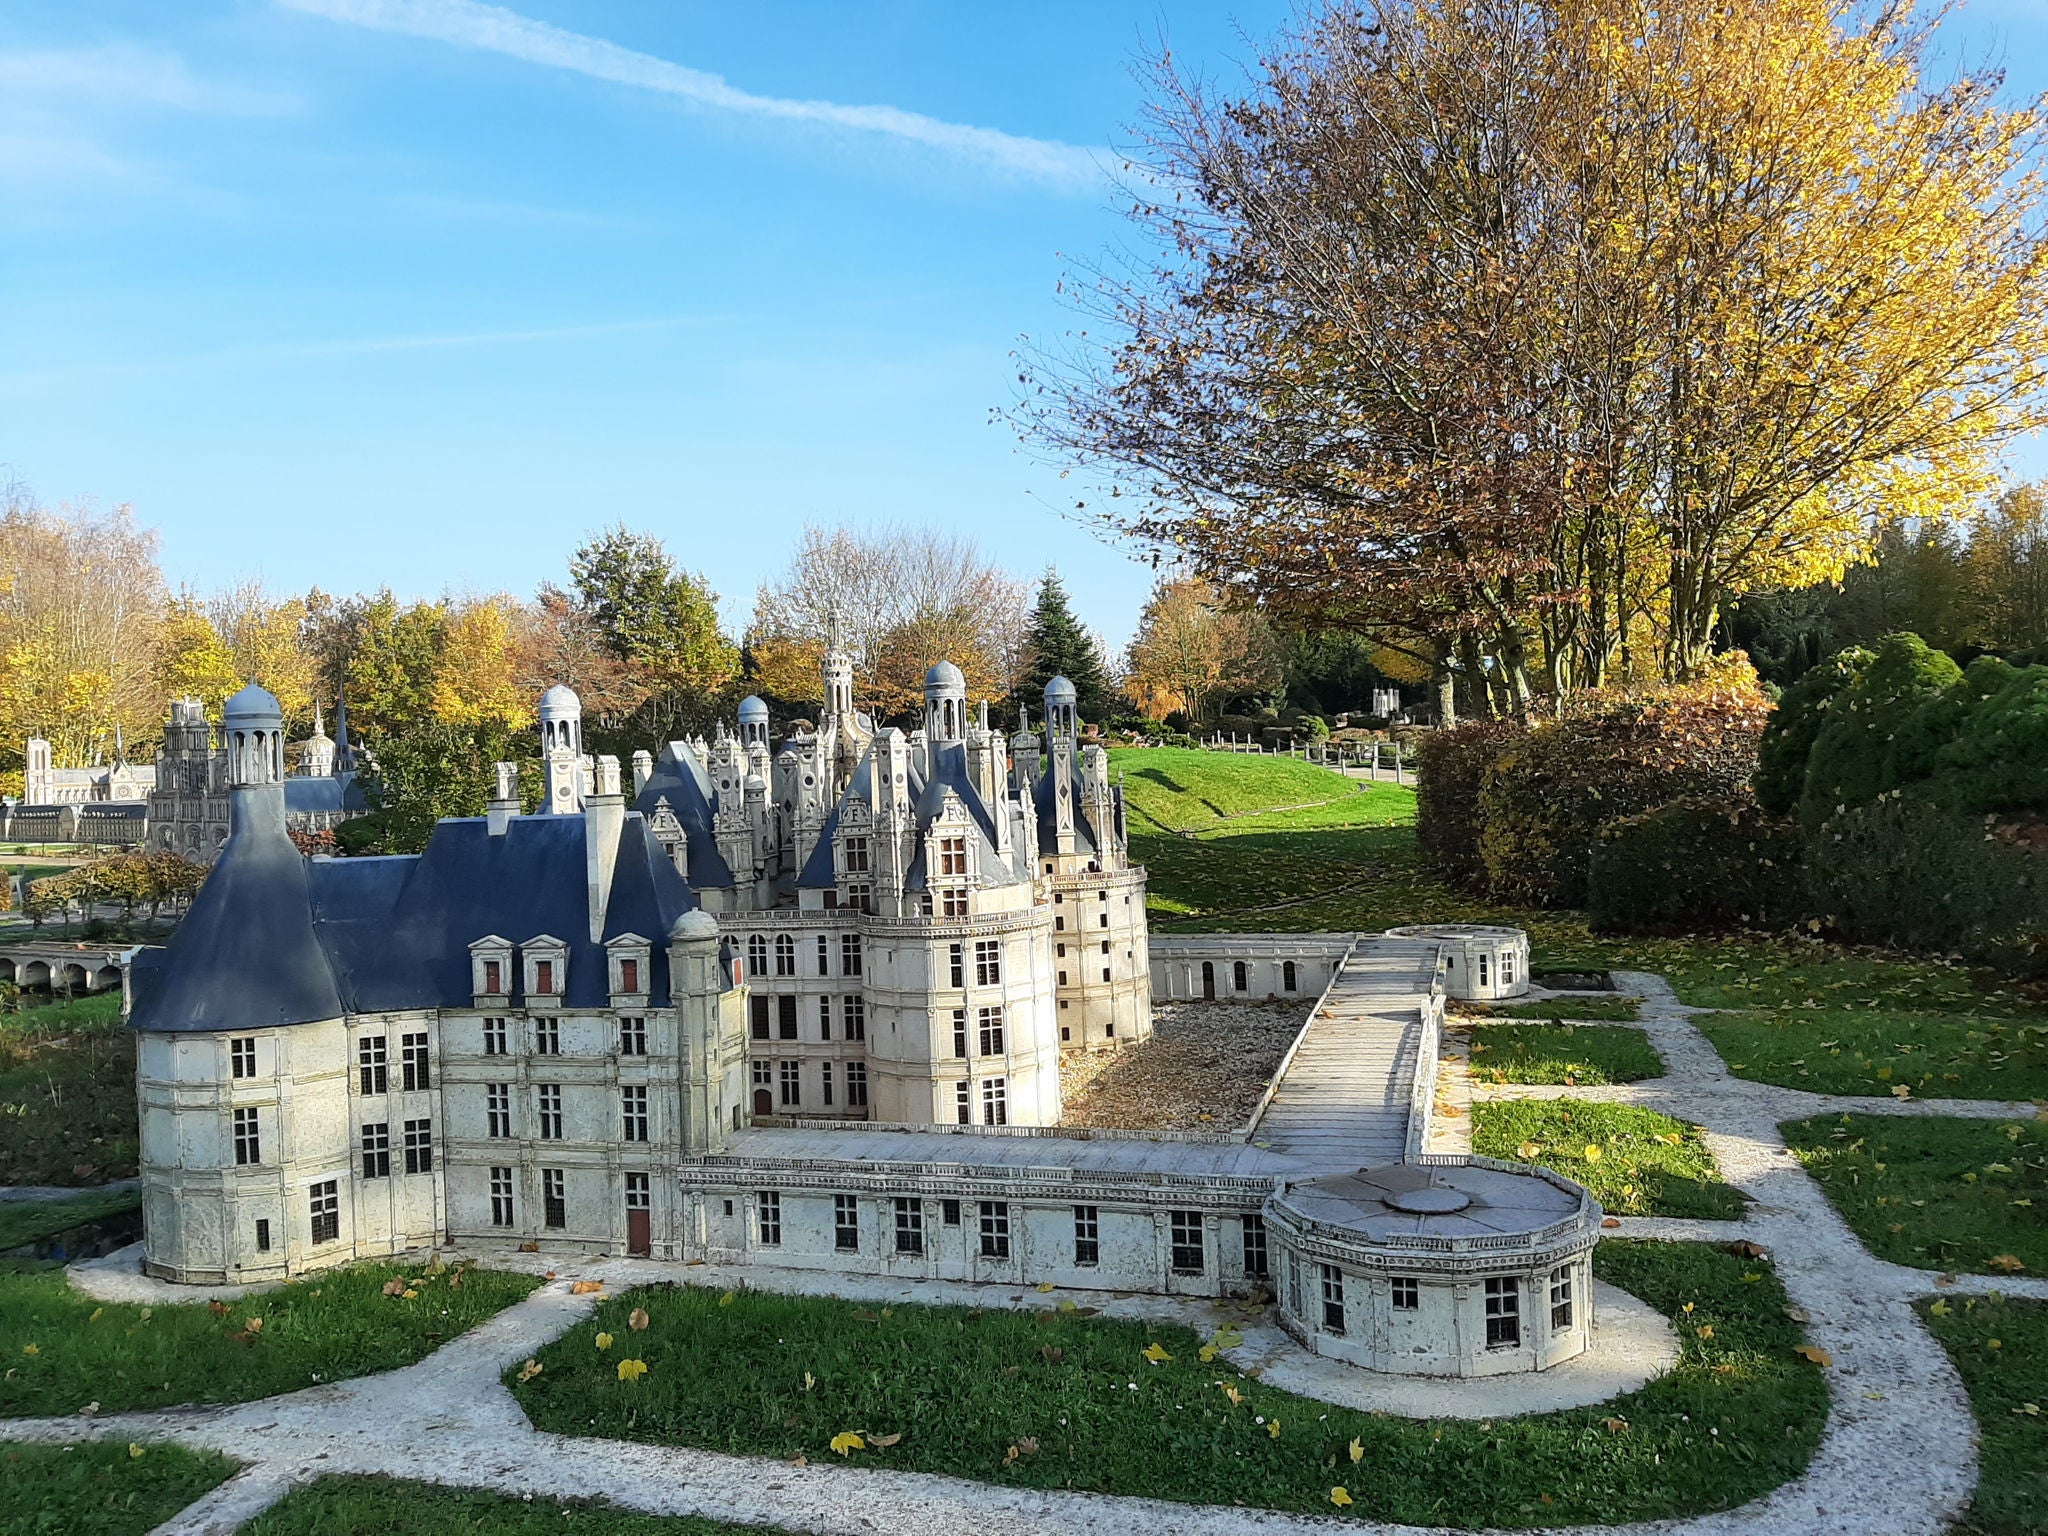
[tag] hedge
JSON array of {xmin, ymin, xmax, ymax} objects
[
  {"xmin": 1415, "ymin": 720, "xmax": 1519, "ymax": 888},
  {"xmin": 1587, "ymin": 795, "xmax": 1802, "ymax": 934},
  {"xmin": 1755, "ymin": 648, "xmax": 1868, "ymax": 815},
  {"xmin": 1798, "ymin": 633, "xmax": 1962, "ymax": 829}
]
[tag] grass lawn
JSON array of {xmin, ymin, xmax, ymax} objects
[
  {"xmin": 1466, "ymin": 1025, "xmax": 1664, "ymax": 1087},
  {"xmin": 0, "ymin": 1439, "xmax": 237, "ymax": 1536},
  {"xmin": 512, "ymin": 1241, "xmax": 1823, "ymax": 1529},
  {"xmin": 1472, "ymin": 1100, "xmax": 1746, "ymax": 1218},
  {"xmin": 242, "ymin": 1475, "xmax": 766, "ymax": 1536},
  {"xmin": 0, "ymin": 993, "xmax": 135, "ymax": 1185},
  {"xmin": 1916, "ymin": 1292, "xmax": 2048, "ymax": 1536},
  {"xmin": 1782, "ymin": 1115, "xmax": 2048, "ymax": 1276},
  {"xmin": 0, "ymin": 1188, "xmax": 141, "ymax": 1252},
  {"xmin": 1483, "ymin": 996, "xmax": 1644, "ymax": 1022},
  {"xmin": 1696, "ymin": 1009, "xmax": 2048, "ymax": 1100},
  {"xmin": 1113, "ymin": 748, "xmax": 1373, "ymax": 835},
  {"xmin": 0, "ymin": 1259, "xmax": 538, "ymax": 1417}
]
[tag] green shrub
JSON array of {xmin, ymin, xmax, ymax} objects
[
  {"xmin": 1799, "ymin": 633, "xmax": 1962, "ymax": 828},
  {"xmin": 1923, "ymin": 655, "xmax": 2048, "ymax": 815},
  {"xmin": 1588, "ymin": 795, "xmax": 1803, "ymax": 933},
  {"xmin": 1415, "ymin": 720, "xmax": 1518, "ymax": 886},
  {"xmin": 1806, "ymin": 790, "xmax": 2048, "ymax": 969},
  {"xmin": 1755, "ymin": 648, "xmax": 1869, "ymax": 814}
]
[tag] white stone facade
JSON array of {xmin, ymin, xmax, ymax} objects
[{"xmin": 1385, "ymin": 924, "xmax": 1531, "ymax": 1000}]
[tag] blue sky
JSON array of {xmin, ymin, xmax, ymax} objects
[{"xmin": 2, "ymin": 0, "xmax": 2044, "ymax": 653}]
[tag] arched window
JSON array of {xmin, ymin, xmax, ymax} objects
[
  {"xmin": 747, "ymin": 934, "xmax": 768, "ymax": 976},
  {"xmin": 1233, "ymin": 960, "xmax": 1248, "ymax": 992},
  {"xmin": 1283, "ymin": 960, "xmax": 1297, "ymax": 992},
  {"xmin": 774, "ymin": 933, "xmax": 796, "ymax": 976}
]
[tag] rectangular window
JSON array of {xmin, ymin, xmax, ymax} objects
[
  {"xmin": 821, "ymin": 1060, "xmax": 834, "ymax": 1106},
  {"xmin": 757, "ymin": 1190, "xmax": 782, "ymax": 1246},
  {"xmin": 1392, "ymin": 1275, "xmax": 1419, "ymax": 1312},
  {"xmin": 1321, "ymin": 1263, "xmax": 1346, "ymax": 1334},
  {"xmin": 817, "ymin": 934, "xmax": 831, "ymax": 976},
  {"xmin": 843, "ymin": 994, "xmax": 865, "ymax": 1040},
  {"xmin": 534, "ymin": 958, "xmax": 556, "ymax": 996},
  {"xmin": 843, "ymin": 883, "xmax": 872, "ymax": 914},
  {"xmin": 486, "ymin": 1083, "xmax": 512, "ymax": 1138},
  {"xmin": 232, "ymin": 1106, "xmax": 260, "ymax": 1166},
  {"xmin": 1485, "ymin": 1276, "xmax": 1521, "ymax": 1348},
  {"xmin": 952, "ymin": 1008, "xmax": 968, "ymax": 1059},
  {"xmin": 1477, "ymin": 952, "xmax": 1490, "ymax": 989},
  {"xmin": 483, "ymin": 1017, "xmax": 507, "ymax": 1055},
  {"xmin": 536, "ymin": 1084, "xmax": 563, "ymax": 1140},
  {"xmin": 774, "ymin": 934, "xmax": 796, "ymax": 976},
  {"xmin": 948, "ymin": 942, "xmax": 963, "ymax": 988},
  {"xmin": 779, "ymin": 1059, "xmax": 801, "ymax": 1108},
  {"xmin": 1502, "ymin": 950, "xmax": 1517, "ymax": 986},
  {"xmin": 360, "ymin": 1121, "xmax": 390, "ymax": 1179},
  {"xmin": 618, "ymin": 957, "xmax": 639, "ymax": 995},
  {"xmin": 751, "ymin": 1059, "xmax": 772, "ymax": 1090},
  {"xmin": 309, "ymin": 1180, "xmax": 339, "ymax": 1245},
  {"xmin": 841, "ymin": 934, "xmax": 863, "ymax": 976},
  {"xmin": 625, "ymin": 1171, "xmax": 650, "ymax": 1210},
  {"xmin": 941, "ymin": 886, "xmax": 968, "ymax": 918},
  {"xmin": 542, "ymin": 1167, "xmax": 566, "ymax": 1230},
  {"xmin": 750, "ymin": 994, "xmax": 770, "ymax": 1040},
  {"xmin": 818, "ymin": 995, "xmax": 832, "ymax": 1039},
  {"xmin": 941, "ymin": 1198, "xmax": 961, "ymax": 1226},
  {"xmin": 358, "ymin": 1035, "xmax": 388, "ymax": 1095},
  {"xmin": 489, "ymin": 1166, "xmax": 514, "ymax": 1227},
  {"xmin": 254, "ymin": 1218, "xmax": 271, "ymax": 1252},
  {"xmin": 843, "ymin": 836, "xmax": 870, "ymax": 872},
  {"xmin": 1241, "ymin": 1213, "xmax": 1269, "ymax": 1278},
  {"xmin": 619, "ymin": 1016, "xmax": 647, "ymax": 1056},
  {"xmin": 1170, "ymin": 1210, "xmax": 1204, "ymax": 1274},
  {"xmin": 955, "ymin": 1080, "xmax": 971, "ymax": 1124},
  {"xmin": 777, "ymin": 994, "xmax": 798, "ymax": 1040},
  {"xmin": 748, "ymin": 934, "xmax": 768, "ymax": 976},
  {"xmin": 834, "ymin": 1193, "xmax": 859, "ymax": 1251},
  {"xmin": 978, "ymin": 1200, "xmax": 1010, "ymax": 1259},
  {"xmin": 534, "ymin": 1018, "xmax": 560, "ymax": 1056},
  {"xmin": 1549, "ymin": 1266, "xmax": 1574, "ymax": 1332},
  {"xmin": 403, "ymin": 1117, "xmax": 433, "ymax": 1175},
  {"xmin": 981, "ymin": 1076, "xmax": 1007, "ymax": 1126},
  {"xmin": 483, "ymin": 958, "xmax": 502, "ymax": 995},
  {"xmin": 894, "ymin": 1196, "xmax": 924, "ymax": 1254},
  {"xmin": 1073, "ymin": 1204, "xmax": 1100, "ymax": 1266},
  {"xmin": 401, "ymin": 1031, "xmax": 431, "ymax": 1091},
  {"xmin": 847, "ymin": 1061, "xmax": 868, "ymax": 1107},
  {"xmin": 977, "ymin": 1005, "xmax": 1005, "ymax": 1056},
  {"xmin": 621, "ymin": 1085, "xmax": 650, "ymax": 1142},
  {"xmin": 974, "ymin": 939, "xmax": 1001, "ymax": 986},
  {"xmin": 940, "ymin": 835, "xmax": 968, "ymax": 876},
  {"xmin": 230, "ymin": 1037, "xmax": 256, "ymax": 1079}
]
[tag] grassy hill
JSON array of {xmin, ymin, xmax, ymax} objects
[{"xmin": 1110, "ymin": 747, "xmax": 1369, "ymax": 834}]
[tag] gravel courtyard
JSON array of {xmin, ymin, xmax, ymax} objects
[{"xmin": 1058, "ymin": 999, "xmax": 1312, "ymax": 1131}]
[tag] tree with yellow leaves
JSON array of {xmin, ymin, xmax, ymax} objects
[
  {"xmin": 1124, "ymin": 576, "xmax": 1282, "ymax": 725},
  {"xmin": 1022, "ymin": 0, "xmax": 2048, "ymax": 700},
  {"xmin": 430, "ymin": 598, "xmax": 533, "ymax": 730}
]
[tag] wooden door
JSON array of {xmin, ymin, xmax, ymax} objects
[
  {"xmin": 753, "ymin": 1087, "xmax": 773, "ymax": 1116},
  {"xmin": 626, "ymin": 1208, "xmax": 651, "ymax": 1257},
  {"xmin": 1201, "ymin": 961, "xmax": 1216, "ymax": 1001}
]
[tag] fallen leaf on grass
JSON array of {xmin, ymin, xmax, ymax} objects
[
  {"xmin": 1727, "ymin": 1240, "xmax": 1769, "ymax": 1259},
  {"xmin": 1928, "ymin": 1300, "xmax": 1952, "ymax": 1318},
  {"xmin": 1696, "ymin": 1325, "xmax": 1714, "ymax": 1339},
  {"xmin": 616, "ymin": 1358, "xmax": 648, "ymax": 1382},
  {"xmin": 1784, "ymin": 1305, "xmax": 1812, "ymax": 1323},
  {"xmin": 1267, "ymin": 1418, "xmax": 1282, "ymax": 1439},
  {"xmin": 244, "ymin": 1317, "xmax": 262, "ymax": 1333},
  {"xmin": 867, "ymin": 1431, "xmax": 902, "ymax": 1447},
  {"xmin": 1142, "ymin": 1342, "xmax": 1172, "ymax": 1364},
  {"xmin": 1038, "ymin": 1346, "xmax": 1064, "ymax": 1364},
  {"xmin": 628, "ymin": 1306, "xmax": 649, "ymax": 1331},
  {"xmin": 1989, "ymin": 1255, "xmax": 2028, "ymax": 1273},
  {"xmin": 516, "ymin": 1359, "xmax": 543, "ymax": 1382},
  {"xmin": 1349, "ymin": 1437, "xmax": 1363, "ymax": 1463},
  {"xmin": 127, "ymin": 1444, "xmax": 144, "ymax": 1459},
  {"xmin": 1603, "ymin": 1417, "xmax": 1629, "ymax": 1434},
  {"xmin": 207, "ymin": 1300, "xmax": 229, "ymax": 1317},
  {"xmin": 803, "ymin": 1372, "xmax": 815, "ymax": 1392},
  {"xmin": 382, "ymin": 1279, "xmax": 406, "ymax": 1297},
  {"xmin": 830, "ymin": 1431, "xmax": 865, "ymax": 1456},
  {"xmin": 1583, "ymin": 1144, "xmax": 1603, "ymax": 1163},
  {"xmin": 2014, "ymin": 1403, "xmax": 2041, "ymax": 1417},
  {"xmin": 1330, "ymin": 1487, "xmax": 1354, "ymax": 1507},
  {"xmin": 594, "ymin": 1333, "xmax": 614, "ymax": 1351},
  {"xmin": 1794, "ymin": 1345, "xmax": 1832, "ymax": 1366},
  {"xmin": 785, "ymin": 1453, "xmax": 808, "ymax": 1467}
]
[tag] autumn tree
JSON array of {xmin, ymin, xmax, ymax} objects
[
  {"xmin": 1021, "ymin": 0, "xmax": 2048, "ymax": 702},
  {"xmin": 745, "ymin": 525, "xmax": 1030, "ymax": 720},
  {"xmin": 1124, "ymin": 576, "xmax": 1281, "ymax": 724},
  {"xmin": 429, "ymin": 597, "xmax": 532, "ymax": 730}
]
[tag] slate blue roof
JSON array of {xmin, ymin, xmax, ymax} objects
[
  {"xmin": 285, "ymin": 776, "xmax": 369, "ymax": 815},
  {"xmin": 1034, "ymin": 759, "xmax": 1103, "ymax": 857},
  {"xmin": 131, "ymin": 788, "xmax": 701, "ymax": 1033},
  {"xmin": 631, "ymin": 742, "xmax": 735, "ymax": 890}
]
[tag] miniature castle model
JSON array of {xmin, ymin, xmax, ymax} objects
[
  {"xmin": 6, "ymin": 697, "xmax": 365, "ymax": 856},
  {"xmin": 128, "ymin": 659, "xmax": 1599, "ymax": 1383}
]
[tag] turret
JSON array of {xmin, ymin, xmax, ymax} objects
[
  {"xmin": 822, "ymin": 606, "xmax": 855, "ymax": 723},
  {"xmin": 738, "ymin": 696, "xmax": 770, "ymax": 754},
  {"xmin": 1045, "ymin": 677, "xmax": 1078, "ymax": 856},
  {"xmin": 538, "ymin": 683, "xmax": 584, "ymax": 816},
  {"xmin": 297, "ymin": 704, "xmax": 335, "ymax": 779},
  {"xmin": 924, "ymin": 660, "xmax": 966, "ymax": 746}
]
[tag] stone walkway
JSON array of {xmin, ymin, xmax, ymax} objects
[{"xmin": 0, "ymin": 972, "xmax": 2025, "ymax": 1535}]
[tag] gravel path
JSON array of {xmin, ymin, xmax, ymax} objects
[
  {"xmin": 1059, "ymin": 1000, "xmax": 1310, "ymax": 1131},
  {"xmin": 0, "ymin": 973, "xmax": 2015, "ymax": 1535}
]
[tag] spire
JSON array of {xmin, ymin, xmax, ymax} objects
[
  {"xmin": 333, "ymin": 688, "xmax": 356, "ymax": 777},
  {"xmin": 313, "ymin": 701, "xmax": 324, "ymax": 736}
]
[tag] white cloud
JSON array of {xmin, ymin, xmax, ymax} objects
[{"xmin": 275, "ymin": 0, "xmax": 1102, "ymax": 190}]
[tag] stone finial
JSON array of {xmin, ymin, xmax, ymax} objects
[
  {"xmin": 594, "ymin": 755, "xmax": 622, "ymax": 798},
  {"xmin": 494, "ymin": 762, "xmax": 518, "ymax": 801}
]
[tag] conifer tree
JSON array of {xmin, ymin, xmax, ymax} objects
[{"xmin": 1015, "ymin": 569, "xmax": 1112, "ymax": 725}]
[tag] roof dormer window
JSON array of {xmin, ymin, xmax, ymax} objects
[
  {"xmin": 522, "ymin": 936, "xmax": 568, "ymax": 1001},
  {"xmin": 606, "ymin": 933, "xmax": 652, "ymax": 1006},
  {"xmin": 469, "ymin": 935, "xmax": 513, "ymax": 1007}
]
